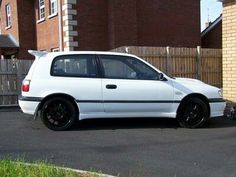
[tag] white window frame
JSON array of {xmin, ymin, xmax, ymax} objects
[
  {"xmin": 6, "ymin": 4, "xmax": 12, "ymax": 28},
  {"xmin": 39, "ymin": 0, "xmax": 45, "ymax": 20},
  {"xmin": 49, "ymin": 0, "xmax": 58, "ymax": 17}
]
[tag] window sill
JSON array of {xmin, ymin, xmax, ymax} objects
[
  {"xmin": 52, "ymin": 48, "xmax": 60, "ymax": 52},
  {"xmin": 37, "ymin": 18, "xmax": 46, "ymax": 24},
  {"xmin": 48, "ymin": 13, "xmax": 58, "ymax": 19},
  {"xmin": 5, "ymin": 25, "xmax": 12, "ymax": 30}
]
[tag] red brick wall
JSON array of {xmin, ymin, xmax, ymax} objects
[
  {"xmin": 136, "ymin": 0, "xmax": 201, "ymax": 47},
  {"xmin": 0, "ymin": 0, "xmax": 19, "ymax": 45},
  {"xmin": 0, "ymin": 0, "xmax": 35, "ymax": 59},
  {"xmin": 17, "ymin": 0, "xmax": 36, "ymax": 59},
  {"xmin": 76, "ymin": 0, "xmax": 109, "ymax": 51},
  {"xmin": 201, "ymin": 20, "xmax": 222, "ymax": 49},
  {"xmin": 1, "ymin": 0, "xmax": 61, "ymax": 58},
  {"xmin": 108, "ymin": 0, "xmax": 138, "ymax": 49},
  {"xmin": 1, "ymin": 0, "xmax": 201, "ymax": 56},
  {"xmin": 76, "ymin": 0, "xmax": 200, "ymax": 51},
  {"xmin": 34, "ymin": 0, "xmax": 60, "ymax": 51}
]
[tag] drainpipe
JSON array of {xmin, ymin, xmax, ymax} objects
[{"xmin": 58, "ymin": 0, "xmax": 63, "ymax": 51}]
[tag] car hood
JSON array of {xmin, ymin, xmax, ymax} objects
[
  {"xmin": 175, "ymin": 77, "xmax": 205, "ymax": 85},
  {"xmin": 172, "ymin": 77, "xmax": 221, "ymax": 99}
]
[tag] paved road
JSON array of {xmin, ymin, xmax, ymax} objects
[{"xmin": 0, "ymin": 109, "xmax": 236, "ymax": 177}]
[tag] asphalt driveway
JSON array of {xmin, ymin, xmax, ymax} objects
[{"xmin": 0, "ymin": 108, "xmax": 236, "ymax": 177}]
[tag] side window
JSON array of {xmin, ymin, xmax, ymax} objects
[
  {"xmin": 126, "ymin": 57, "xmax": 159, "ymax": 80},
  {"xmin": 100, "ymin": 55, "xmax": 159, "ymax": 80},
  {"xmin": 100, "ymin": 55, "xmax": 137, "ymax": 79},
  {"xmin": 51, "ymin": 55, "xmax": 98, "ymax": 77}
]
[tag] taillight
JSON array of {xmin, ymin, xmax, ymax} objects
[{"xmin": 22, "ymin": 80, "xmax": 30, "ymax": 92}]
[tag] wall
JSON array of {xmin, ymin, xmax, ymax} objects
[
  {"xmin": 0, "ymin": 0, "xmax": 19, "ymax": 47},
  {"xmin": 136, "ymin": 0, "xmax": 201, "ymax": 47},
  {"xmin": 0, "ymin": 0, "xmax": 36, "ymax": 59},
  {"xmin": 108, "ymin": 0, "xmax": 138, "ymax": 49},
  {"xmin": 34, "ymin": 0, "xmax": 60, "ymax": 51},
  {"xmin": 222, "ymin": 1, "xmax": 236, "ymax": 106},
  {"xmin": 17, "ymin": 0, "xmax": 36, "ymax": 59},
  {"xmin": 76, "ymin": 0, "xmax": 109, "ymax": 51},
  {"xmin": 75, "ymin": 0, "xmax": 201, "ymax": 51},
  {"xmin": 201, "ymin": 20, "xmax": 222, "ymax": 49},
  {"xmin": 1, "ymin": 0, "xmax": 201, "ymax": 56}
]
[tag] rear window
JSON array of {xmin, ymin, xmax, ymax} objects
[{"xmin": 51, "ymin": 54, "xmax": 98, "ymax": 77}]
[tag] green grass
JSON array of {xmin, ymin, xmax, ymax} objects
[{"xmin": 0, "ymin": 159, "xmax": 102, "ymax": 177}]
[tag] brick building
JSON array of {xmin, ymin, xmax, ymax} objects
[
  {"xmin": 0, "ymin": 34, "xmax": 19, "ymax": 58},
  {"xmin": 221, "ymin": 0, "xmax": 236, "ymax": 107},
  {"xmin": 201, "ymin": 15, "xmax": 222, "ymax": 49},
  {"xmin": 0, "ymin": 0, "xmax": 201, "ymax": 59},
  {"xmin": 0, "ymin": 0, "xmax": 36, "ymax": 59}
]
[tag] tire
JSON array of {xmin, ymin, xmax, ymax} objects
[
  {"xmin": 177, "ymin": 97, "xmax": 209, "ymax": 128},
  {"xmin": 41, "ymin": 97, "xmax": 76, "ymax": 131}
]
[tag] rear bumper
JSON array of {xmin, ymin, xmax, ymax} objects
[
  {"xmin": 18, "ymin": 97, "xmax": 40, "ymax": 115},
  {"xmin": 209, "ymin": 101, "xmax": 226, "ymax": 118}
]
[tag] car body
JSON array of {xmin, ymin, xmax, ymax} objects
[{"xmin": 19, "ymin": 50, "xmax": 226, "ymax": 130}]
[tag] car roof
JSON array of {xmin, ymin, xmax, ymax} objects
[{"xmin": 29, "ymin": 50, "xmax": 138, "ymax": 59}]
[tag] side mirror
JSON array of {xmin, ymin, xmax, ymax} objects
[{"xmin": 157, "ymin": 73, "xmax": 165, "ymax": 81}]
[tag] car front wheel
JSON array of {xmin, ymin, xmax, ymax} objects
[
  {"xmin": 177, "ymin": 98, "xmax": 209, "ymax": 128},
  {"xmin": 41, "ymin": 97, "xmax": 76, "ymax": 131}
]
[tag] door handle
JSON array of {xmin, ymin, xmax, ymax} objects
[{"xmin": 106, "ymin": 84, "xmax": 117, "ymax": 89}]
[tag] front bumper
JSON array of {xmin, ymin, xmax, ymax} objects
[{"xmin": 209, "ymin": 101, "xmax": 226, "ymax": 117}]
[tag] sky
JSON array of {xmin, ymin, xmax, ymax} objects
[{"xmin": 201, "ymin": 0, "xmax": 223, "ymax": 31}]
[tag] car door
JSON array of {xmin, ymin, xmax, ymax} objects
[
  {"xmin": 99, "ymin": 54, "xmax": 175, "ymax": 117},
  {"xmin": 50, "ymin": 54, "xmax": 103, "ymax": 115}
]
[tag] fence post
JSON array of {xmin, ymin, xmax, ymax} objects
[
  {"xmin": 166, "ymin": 46, "xmax": 171, "ymax": 74},
  {"xmin": 16, "ymin": 60, "xmax": 22, "ymax": 94},
  {"xmin": 197, "ymin": 46, "xmax": 202, "ymax": 80}
]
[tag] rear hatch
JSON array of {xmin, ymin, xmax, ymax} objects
[{"xmin": 21, "ymin": 50, "xmax": 48, "ymax": 93}]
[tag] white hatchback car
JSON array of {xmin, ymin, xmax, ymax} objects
[{"xmin": 19, "ymin": 50, "xmax": 226, "ymax": 130}]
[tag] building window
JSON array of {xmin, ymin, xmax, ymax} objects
[
  {"xmin": 39, "ymin": 0, "xmax": 45, "ymax": 20},
  {"xmin": 50, "ymin": 0, "xmax": 58, "ymax": 16},
  {"xmin": 6, "ymin": 4, "xmax": 12, "ymax": 27}
]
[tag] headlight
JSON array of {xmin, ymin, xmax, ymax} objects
[{"xmin": 218, "ymin": 89, "xmax": 223, "ymax": 97}]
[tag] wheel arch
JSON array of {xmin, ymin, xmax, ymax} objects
[
  {"xmin": 37, "ymin": 93, "xmax": 79, "ymax": 115},
  {"xmin": 177, "ymin": 93, "xmax": 210, "ymax": 117}
]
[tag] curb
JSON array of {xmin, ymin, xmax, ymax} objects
[
  {"xmin": 0, "ymin": 105, "xmax": 20, "ymax": 112},
  {"xmin": 16, "ymin": 162, "xmax": 116, "ymax": 177},
  {"xmin": 57, "ymin": 166, "xmax": 116, "ymax": 177}
]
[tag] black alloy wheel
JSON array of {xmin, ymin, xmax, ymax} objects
[
  {"xmin": 178, "ymin": 98, "xmax": 209, "ymax": 128},
  {"xmin": 41, "ymin": 97, "xmax": 76, "ymax": 131}
]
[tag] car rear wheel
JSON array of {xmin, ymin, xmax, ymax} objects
[
  {"xmin": 177, "ymin": 97, "xmax": 209, "ymax": 128},
  {"xmin": 41, "ymin": 97, "xmax": 76, "ymax": 131}
]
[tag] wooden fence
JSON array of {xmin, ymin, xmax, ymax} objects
[
  {"xmin": 0, "ymin": 46, "xmax": 222, "ymax": 105},
  {"xmin": 112, "ymin": 46, "xmax": 222, "ymax": 88},
  {"xmin": 0, "ymin": 59, "xmax": 33, "ymax": 105}
]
